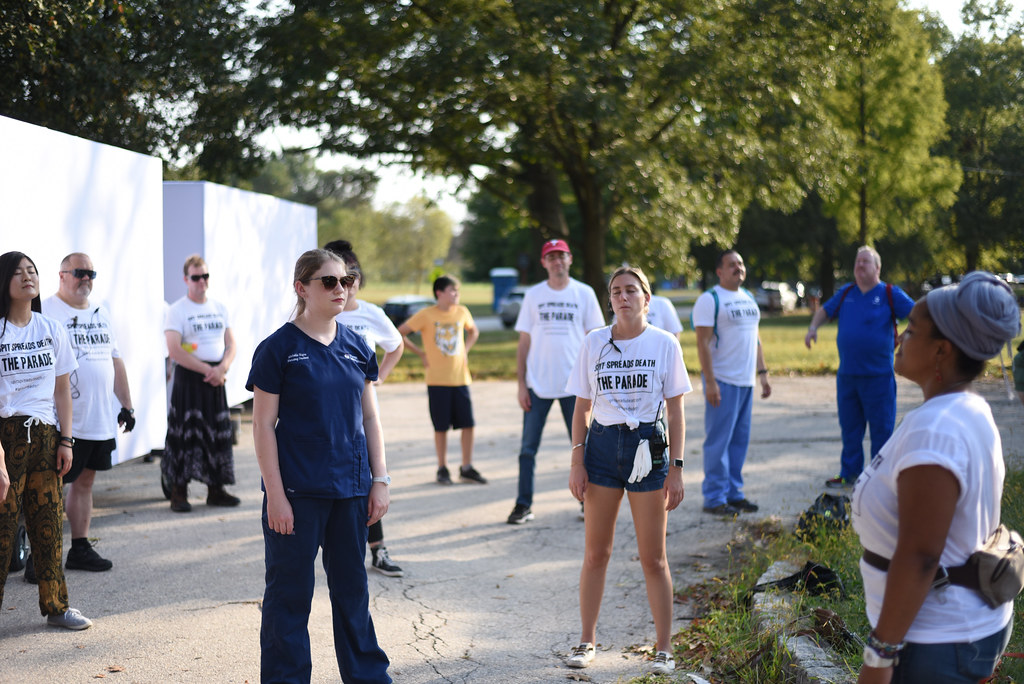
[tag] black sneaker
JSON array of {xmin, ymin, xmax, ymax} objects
[
  {"xmin": 727, "ymin": 498, "xmax": 759, "ymax": 513},
  {"xmin": 702, "ymin": 503, "xmax": 741, "ymax": 516},
  {"xmin": 507, "ymin": 504, "xmax": 534, "ymax": 525},
  {"xmin": 459, "ymin": 465, "xmax": 488, "ymax": 484},
  {"xmin": 370, "ymin": 546, "xmax": 404, "ymax": 577},
  {"xmin": 24, "ymin": 554, "xmax": 36, "ymax": 584},
  {"xmin": 436, "ymin": 466, "xmax": 452, "ymax": 485},
  {"xmin": 66, "ymin": 541, "xmax": 113, "ymax": 572}
]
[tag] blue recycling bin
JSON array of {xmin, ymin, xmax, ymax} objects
[{"xmin": 489, "ymin": 267, "xmax": 519, "ymax": 312}]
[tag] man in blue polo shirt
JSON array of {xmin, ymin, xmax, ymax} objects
[{"xmin": 805, "ymin": 246, "xmax": 914, "ymax": 487}]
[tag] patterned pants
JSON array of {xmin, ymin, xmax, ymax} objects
[{"xmin": 0, "ymin": 417, "xmax": 69, "ymax": 616}]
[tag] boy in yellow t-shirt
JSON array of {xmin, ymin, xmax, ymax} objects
[{"xmin": 399, "ymin": 275, "xmax": 487, "ymax": 485}]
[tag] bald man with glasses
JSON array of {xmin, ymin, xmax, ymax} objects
[{"xmin": 36, "ymin": 252, "xmax": 134, "ymax": 577}]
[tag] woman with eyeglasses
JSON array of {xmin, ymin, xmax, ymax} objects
[
  {"xmin": 163, "ymin": 254, "xmax": 239, "ymax": 512},
  {"xmin": 852, "ymin": 272, "xmax": 1020, "ymax": 683},
  {"xmin": 247, "ymin": 249, "xmax": 391, "ymax": 683},
  {"xmin": 323, "ymin": 240, "xmax": 405, "ymax": 579},
  {"xmin": 564, "ymin": 266, "xmax": 690, "ymax": 675},
  {"xmin": 0, "ymin": 251, "xmax": 92, "ymax": 629}
]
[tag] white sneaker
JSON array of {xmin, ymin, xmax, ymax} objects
[
  {"xmin": 47, "ymin": 607, "xmax": 93, "ymax": 630},
  {"xmin": 650, "ymin": 650, "xmax": 675, "ymax": 674},
  {"xmin": 566, "ymin": 642, "xmax": 595, "ymax": 668}
]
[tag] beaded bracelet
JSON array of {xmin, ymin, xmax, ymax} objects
[{"xmin": 866, "ymin": 631, "xmax": 905, "ymax": 658}]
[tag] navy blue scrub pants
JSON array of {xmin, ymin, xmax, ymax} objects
[{"xmin": 261, "ymin": 495, "xmax": 391, "ymax": 684}]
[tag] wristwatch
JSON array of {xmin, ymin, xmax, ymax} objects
[
  {"xmin": 371, "ymin": 475, "xmax": 391, "ymax": 486},
  {"xmin": 861, "ymin": 645, "xmax": 897, "ymax": 668},
  {"xmin": 672, "ymin": 458, "xmax": 684, "ymax": 468}
]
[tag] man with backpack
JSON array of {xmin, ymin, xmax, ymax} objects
[
  {"xmin": 693, "ymin": 249, "xmax": 771, "ymax": 515},
  {"xmin": 805, "ymin": 246, "xmax": 914, "ymax": 488}
]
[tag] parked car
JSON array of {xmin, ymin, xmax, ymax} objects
[
  {"xmin": 383, "ymin": 294, "xmax": 434, "ymax": 326},
  {"xmin": 498, "ymin": 285, "xmax": 530, "ymax": 328},
  {"xmin": 754, "ymin": 281, "xmax": 798, "ymax": 313}
]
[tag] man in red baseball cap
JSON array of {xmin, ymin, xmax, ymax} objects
[{"xmin": 507, "ymin": 239, "xmax": 605, "ymax": 524}]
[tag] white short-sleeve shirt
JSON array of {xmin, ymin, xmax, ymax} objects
[
  {"xmin": 164, "ymin": 296, "xmax": 230, "ymax": 363},
  {"xmin": 565, "ymin": 325, "xmax": 691, "ymax": 426},
  {"xmin": 0, "ymin": 312, "xmax": 78, "ymax": 424},
  {"xmin": 515, "ymin": 279, "xmax": 605, "ymax": 399},
  {"xmin": 852, "ymin": 391, "xmax": 1012, "ymax": 643},
  {"xmin": 690, "ymin": 286, "xmax": 760, "ymax": 387},
  {"xmin": 42, "ymin": 296, "xmax": 122, "ymax": 439}
]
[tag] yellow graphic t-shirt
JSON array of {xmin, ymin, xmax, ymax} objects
[{"xmin": 403, "ymin": 305, "xmax": 476, "ymax": 386}]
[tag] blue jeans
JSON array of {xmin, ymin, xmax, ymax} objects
[
  {"xmin": 261, "ymin": 496, "xmax": 391, "ymax": 684},
  {"xmin": 892, "ymin": 619, "xmax": 1012, "ymax": 683},
  {"xmin": 584, "ymin": 420, "xmax": 668, "ymax": 492},
  {"xmin": 701, "ymin": 380, "xmax": 752, "ymax": 508},
  {"xmin": 837, "ymin": 373, "xmax": 896, "ymax": 481},
  {"xmin": 516, "ymin": 390, "xmax": 575, "ymax": 507}
]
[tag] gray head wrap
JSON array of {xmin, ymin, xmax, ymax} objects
[{"xmin": 926, "ymin": 271, "xmax": 1021, "ymax": 360}]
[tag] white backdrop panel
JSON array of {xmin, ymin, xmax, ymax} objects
[
  {"xmin": 162, "ymin": 182, "xmax": 316, "ymax": 408},
  {"xmin": 0, "ymin": 116, "xmax": 167, "ymax": 464}
]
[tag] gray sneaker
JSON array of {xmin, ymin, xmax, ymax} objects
[{"xmin": 47, "ymin": 608, "xmax": 93, "ymax": 630}]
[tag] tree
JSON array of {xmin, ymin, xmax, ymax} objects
[
  {"xmin": 251, "ymin": 0, "xmax": 880, "ymax": 299},
  {"xmin": 821, "ymin": 1, "xmax": 961, "ymax": 248},
  {"xmin": 0, "ymin": 0, "xmax": 261, "ymax": 179},
  {"xmin": 938, "ymin": 1, "xmax": 1024, "ymax": 271}
]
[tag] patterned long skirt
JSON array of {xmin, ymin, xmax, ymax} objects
[
  {"xmin": 162, "ymin": 365, "xmax": 235, "ymax": 488},
  {"xmin": 0, "ymin": 417, "xmax": 69, "ymax": 615}
]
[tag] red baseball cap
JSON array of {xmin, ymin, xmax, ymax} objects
[{"xmin": 541, "ymin": 239, "xmax": 571, "ymax": 258}]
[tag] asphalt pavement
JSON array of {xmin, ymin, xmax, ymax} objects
[{"xmin": 1, "ymin": 376, "xmax": 1021, "ymax": 683}]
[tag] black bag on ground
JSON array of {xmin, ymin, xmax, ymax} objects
[
  {"xmin": 744, "ymin": 561, "xmax": 847, "ymax": 606},
  {"xmin": 795, "ymin": 493, "xmax": 850, "ymax": 540}
]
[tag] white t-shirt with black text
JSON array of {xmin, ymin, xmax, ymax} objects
[
  {"xmin": 515, "ymin": 278, "xmax": 604, "ymax": 399},
  {"xmin": 42, "ymin": 296, "xmax": 122, "ymax": 440},
  {"xmin": 164, "ymin": 296, "xmax": 230, "ymax": 363},
  {"xmin": 852, "ymin": 391, "xmax": 1012, "ymax": 643},
  {"xmin": 0, "ymin": 312, "xmax": 78, "ymax": 424},
  {"xmin": 691, "ymin": 285, "xmax": 760, "ymax": 387},
  {"xmin": 565, "ymin": 325, "xmax": 691, "ymax": 426},
  {"xmin": 336, "ymin": 300, "xmax": 402, "ymax": 353}
]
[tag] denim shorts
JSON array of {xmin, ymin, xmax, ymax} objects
[{"xmin": 584, "ymin": 420, "xmax": 668, "ymax": 492}]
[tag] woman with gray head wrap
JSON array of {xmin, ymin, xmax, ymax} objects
[{"xmin": 851, "ymin": 271, "xmax": 1020, "ymax": 683}]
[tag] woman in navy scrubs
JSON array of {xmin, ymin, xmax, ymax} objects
[{"xmin": 247, "ymin": 249, "xmax": 392, "ymax": 683}]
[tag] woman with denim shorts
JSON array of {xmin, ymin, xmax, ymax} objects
[
  {"xmin": 852, "ymin": 272, "xmax": 1019, "ymax": 683},
  {"xmin": 564, "ymin": 266, "xmax": 691, "ymax": 676}
]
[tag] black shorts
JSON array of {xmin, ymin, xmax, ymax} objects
[
  {"xmin": 427, "ymin": 385, "xmax": 475, "ymax": 432},
  {"xmin": 64, "ymin": 438, "xmax": 116, "ymax": 484}
]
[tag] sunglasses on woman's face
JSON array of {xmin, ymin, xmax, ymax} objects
[
  {"xmin": 189, "ymin": 273, "xmax": 210, "ymax": 282},
  {"xmin": 306, "ymin": 274, "xmax": 357, "ymax": 290}
]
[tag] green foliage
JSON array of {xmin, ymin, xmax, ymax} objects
[
  {"xmin": 937, "ymin": 5, "xmax": 1024, "ymax": 271},
  {"xmin": 822, "ymin": 1, "xmax": 961, "ymax": 247},
  {"xmin": 0, "ymin": 0, "xmax": 261, "ymax": 179},
  {"xmin": 251, "ymin": 0, "xmax": 890, "ymax": 303}
]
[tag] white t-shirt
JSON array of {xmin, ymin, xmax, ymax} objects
[
  {"xmin": 0, "ymin": 312, "xmax": 78, "ymax": 424},
  {"xmin": 42, "ymin": 296, "xmax": 122, "ymax": 440},
  {"xmin": 565, "ymin": 325, "xmax": 692, "ymax": 426},
  {"xmin": 691, "ymin": 286, "xmax": 760, "ymax": 387},
  {"xmin": 336, "ymin": 300, "xmax": 402, "ymax": 353},
  {"xmin": 612, "ymin": 295, "xmax": 682, "ymax": 335},
  {"xmin": 515, "ymin": 278, "xmax": 605, "ymax": 399},
  {"xmin": 852, "ymin": 391, "xmax": 1012, "ymax": 643},
  {"xmin": 164, "ymin": 296, "xmax": 230, "ymax": 363}
]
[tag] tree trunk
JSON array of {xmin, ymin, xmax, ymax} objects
[{"xmin": 519, "ymin": 162, "xmax": 569, "ymax": 281}]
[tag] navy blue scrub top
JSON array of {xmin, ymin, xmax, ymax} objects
[{"xmin": 246, "ymin": 322, "xmax": 379, "ymax": 498}]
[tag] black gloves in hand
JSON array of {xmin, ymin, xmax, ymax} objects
[{"xmin": 118, "ymin": 407, "xmax": 136, "ymax": 432}]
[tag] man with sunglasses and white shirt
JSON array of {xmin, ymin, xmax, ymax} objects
[
  {"xmin": 33, "ymin": 253, "xmax": 135, "ymax": 577},
  {"xmin": 163, "ymin": 254, "xmax": 239, "ymax": 512}
]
